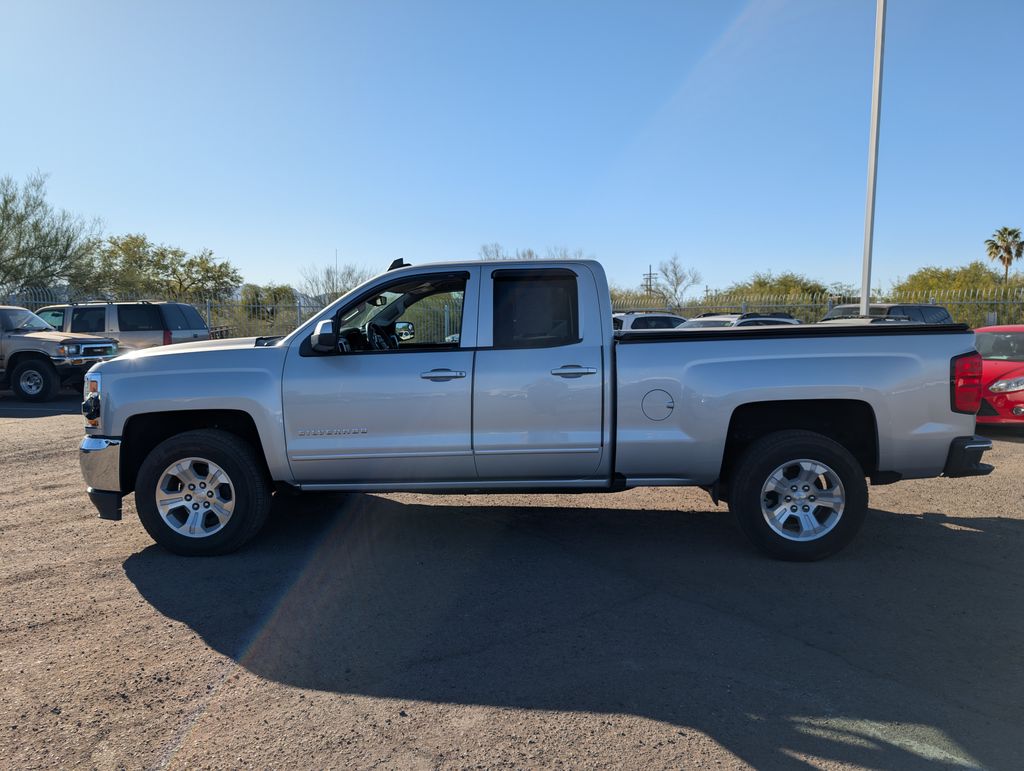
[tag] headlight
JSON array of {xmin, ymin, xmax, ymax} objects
[
  {"xmin": 83, "ymin": 372, "xmax": 102, "ymax": 426},
  {"xmin": 989, "ymin": 377, "xmax": 1024, "ymax": 394},
  {"xmin": 56, "ymin": 344, "xmax": 80, "ymax": 356}
]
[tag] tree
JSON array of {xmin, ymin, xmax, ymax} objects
[
  {"xmin": 0, "ymin": 173, "xmax": 99, "ymax": 292},
  {"xmin": 478, "ymin": 243, "xmax": 542, "ymax": 260},
  {"xmin": 79, "ymin": 234, "xmax": 241, "ymax": 299},
  {"xmin": 985, "ymin": 227, "xmax": 1023, "ymax": 283},
  {"xmin": 890, "ymin": 261, "xmax": 1011, "ymax": 294},
  {"xmin": 240, "ymin": 282, "xmax": 297, "ymax": 321},
  {"xmin": 298, "ymin": 262, "xmax": 373, "ymax": 305},
  {"xmin": 724, "ymin": 271, "xmax": 828, "ymax": 296},
  {"xmin": 653, "ymin": 254, "xmax": 701, "ymax": 308},
  {"xmin": 166, "ymin": 249, "xmax": 242, "ymax": 298}
]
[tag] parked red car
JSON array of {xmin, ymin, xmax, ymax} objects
[{"xmin": 975, "ymin": 325, "xmax": 1024, "ymax": 424}]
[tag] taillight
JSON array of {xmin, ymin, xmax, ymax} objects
[
  {"xmin": 951, "ymin": 351, "xmax": 983, "ymax": 414},
  {"xmin": 163, "ymin": 329, "xmax": 172, "ymax": 345}
]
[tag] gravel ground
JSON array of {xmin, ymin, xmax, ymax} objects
[{"xmin": 1, "ymin": 394, "xmax": 1023, "ymax": 769}]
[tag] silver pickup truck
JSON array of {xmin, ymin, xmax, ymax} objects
[{"xmin": 78, "ymin": 259, "xmax": 992, "ymax": 560}]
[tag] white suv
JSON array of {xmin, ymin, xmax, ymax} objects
[
  {"xmin": 613, "ymin": 312, "xmax": 687, "ymax": 331},
  {"xmin": 680, "ymin": 312, "xmax": 800, "ymax": 328}
]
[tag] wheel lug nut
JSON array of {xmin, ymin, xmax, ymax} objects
[
  {"xmin": 188, "ymin": 484, "xmax": 195, "ymax": 490},
  {"xmin": 200, "ymin": 483, "xmax": 206, "ymax": 489},
  {"xmin": 802, "ymin": 505, "xmax": 810, "ymax": 512},
  {"xmin": 802, "ymin": 485, "xmax": 810, "ymax": 491},
  {"xmin": 791, "ymin": 486, "xmax": 797, "ymax": 492},
  {"xmin": 784, "ymin": 496, "xmax": 791, "ymax": 502},
  {"xmin": 790, "ymin": 505, "xmax": 798, "ymax": 512},
  {"xmin": 192, "ymin": 503, "xmax": 199, "ymax": 510},
  {"xmin": 809, "ymin": 496, "xmax": 816, "ymax": 501},
  {"xmin": 207, "ymin": 491, "xmax": 213, "ymax": 497},
  {"xmin": 204, "ymin": 502, "xmax": 210, "ymax": 508},
  {"xmin": 185, "ymin": 494, "xmax": 192, "ymax": 501}
]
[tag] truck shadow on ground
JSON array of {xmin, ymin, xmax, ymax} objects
[
  {"xmin": 124, "ymin": 494, "xmax": 1023, "ymax": 768},
  {"xmin": 0, "ymin": 391, "xmax": 80, "ymax": 418}
]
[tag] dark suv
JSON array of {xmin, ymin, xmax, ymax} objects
[
  {"xmin": 36, "ymin": 301, "xmax": 210, "ymax": 352},
  {"xmin": 821, "ymin": 303, "xmax": 954, "ymax": 324}
]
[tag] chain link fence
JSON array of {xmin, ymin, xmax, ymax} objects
[
  {"xmin": 614, "ymin": 288, "xmax": 1024, "ymax": 328},
  {"xmin": 7, "ymin": 285, "xmax": 1024, "ymax": 338},
  {"xmin": 4, "ymin": 287, "xmax": 463, "ymax": 340}
]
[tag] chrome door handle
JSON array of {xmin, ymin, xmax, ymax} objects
[
  {"xmin": 420, "ymin": 368, "xmax": 466, "ymax": 381},
  {"xmin": 550, "ymin": 365, "xmax": 597, "ymax": 378}
]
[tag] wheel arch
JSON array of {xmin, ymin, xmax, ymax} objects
[
  {"xmin": 719, "ymin": 399, "xmax": 879, "ymax": 496},
  {"xmin": 121, "ymin": 410, "xmax": 271, "ymax": 493}
]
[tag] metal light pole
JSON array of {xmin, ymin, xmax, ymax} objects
[{"xmin": 860, "ymin": 0, "xmax": 887, "ymax": 315}]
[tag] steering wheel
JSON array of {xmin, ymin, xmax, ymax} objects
[{"xmin": 366, "ymin": 322, "xmax": 397, "ymax": 351}]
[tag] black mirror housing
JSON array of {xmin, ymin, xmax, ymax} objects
[{"xmin": 310, "ymin": 320, "xmax": 338, "ymax": 352}]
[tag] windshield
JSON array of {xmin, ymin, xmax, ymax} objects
[
  {"xmin": 975, "ymin": 331, "xmax": 1024, "ymax": 362},
  {"xmin": 681, "ymin": 319, "xmax": 733, "ymax": 328},
  {"xmin": 0, "ymin": 308, "xmax": 54, "ymax": 332}
]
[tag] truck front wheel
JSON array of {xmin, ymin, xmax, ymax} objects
[
  {"xmin": 728, "ymin": 430, "xmax": 868, "ymax": 561},
  {"xmin": 135, "ymin": 429, "xmax": 272, "ymax": 556},
  {"xmin": 11, "ymin": 359, "xmax": 58, "ymax": 401}
]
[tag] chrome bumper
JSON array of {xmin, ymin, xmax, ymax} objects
[
  {"xmin": 80, "ymin": 436, "xmax": 122, "ymax": 492},
  {"xmin": 53, "ymin": 355, "xmax": 117, "ymax": 369}
]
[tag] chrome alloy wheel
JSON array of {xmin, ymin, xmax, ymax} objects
[
  {"xmin": 19, "ymin": 369, "xmax": 44, "ymax": 396},
  {"xmin": 760, "ymin": 458, "xmax": 845, "ymax": 542},
  {"xmin": 154, "ymin": 457, "xmax": 235, "ymax": 538}
]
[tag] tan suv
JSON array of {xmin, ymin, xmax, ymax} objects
[
  {"xmin": 0, "ymin": 306, "xmax": 117, "ymax": 401},
  {"xmin": 36, "ymin": 301, "xmax": 210, "ymax": 352}
]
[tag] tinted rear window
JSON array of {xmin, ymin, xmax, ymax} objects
[
  {"xmin": 70, "ymin": 307, "xmax": 106, "ymax": 333},
  {"xmin": 178, "ymin": 304, "xmax": 208, "ymax": 330},
  {"xmin": 159, "ymin": 304, "xmax": 189, "ymax": 330},
  {"xmin": 923, "ymin": 306, "xmax": 952, "ymax": 324},
  {"xmin": 118, "ymin": 305, "xmax": 164, "ymax": 331},
  {"xmin": 493, "ymin": 272, "xmax": 579, "ymax": 348}
]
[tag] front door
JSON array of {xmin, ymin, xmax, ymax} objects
[
  {"xmin": 473, "ymin": 266, "xmax": 606, "ymax": 480},
  {"xmin": 282, "ymin": 269, "xmax": 478, "ymax": 484}
]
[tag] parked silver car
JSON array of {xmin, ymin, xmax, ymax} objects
[{"xmin": 36, "ymin": 301, "xmax": 210, "ymax": 351}]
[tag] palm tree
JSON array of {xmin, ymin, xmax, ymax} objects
[{"xmin": 985, "ymin": 227, "xmax": 1023, "ymax": 283}]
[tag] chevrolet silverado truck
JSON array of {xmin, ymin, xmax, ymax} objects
[
  {"xmin": 78, "ymin": 260, "xmax": 993, "ymax": 560},
  {"xmin": 0, "ymin": 305, "xmax": 118, "ymax": 401}
]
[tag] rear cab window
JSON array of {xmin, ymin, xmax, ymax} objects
[{"xmin": 492, "ymin": 271, "xmax": 579, "ymax": 348}]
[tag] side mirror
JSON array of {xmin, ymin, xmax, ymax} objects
[
  {"xmin": 395, "ymin": 321, "xmax": 415, "ymax": 340},
  {"xmin": 310, "ymin": 319, "xmax": 338, "ymax": 352}
]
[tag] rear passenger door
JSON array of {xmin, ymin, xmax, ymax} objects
[{"xmin": 472, "ymin": 266, "xmax": 606, "ymax": 480}]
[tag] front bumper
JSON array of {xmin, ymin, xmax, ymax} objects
[
  {"xmin": 53, "ymin": 355, "xmax": 117, "ymax": 383},
  {"xmin": 976, "ymin": 394, "xmax": 1024, "ymax": 424},
  {"xmin": 80, "ymin": 437, "xmax": 123, "ymax": 520},
  {"xmin": 942, "ymin": 435, "xmax": 994, "ymax": 478}
]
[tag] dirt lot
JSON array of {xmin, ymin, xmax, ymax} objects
[{"xmin": 1, "ymin": 395, "xmax": 1022, "ymax": 769}]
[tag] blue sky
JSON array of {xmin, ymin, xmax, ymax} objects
[{"xmin": 3, "ymin": 0, "xmax": 1022, "ymax": 293}]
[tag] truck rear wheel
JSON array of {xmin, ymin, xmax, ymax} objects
[
  {"xmin": 135, "ymin": 429, "xmax": 271, "ymax": 556},
  {"xmin": 728, "ymin": 430, "xmax": 867, "ymax": 561},
  {"xmin": 11, "ymin": 359, "xmax": 58, "ymax": 401}
]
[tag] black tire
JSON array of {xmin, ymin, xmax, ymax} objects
[
  {"xmin": 135, "ymin": 429, "xmax": 272, "ymax": 556},
  {"xmin": 10, "ymin": 359, "xmax": 58, "ymax": 402},
  {"xmin": 728, "ymin": 429, "xmax": 868, "ymax": 561}
]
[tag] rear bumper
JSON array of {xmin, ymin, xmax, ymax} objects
[
  {"xmin": 80, "ymin": 437, "xmax": 123, "ymax": 520},
  {"xmin": 942, "ymin": 435, "xmax": 994, "ymax": 478}
]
